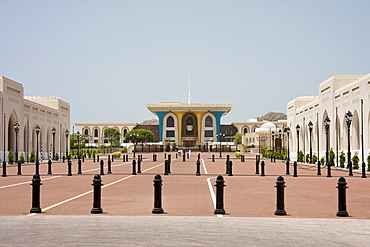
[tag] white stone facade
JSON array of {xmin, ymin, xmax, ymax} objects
[
  {"xmin": 287, "ymin": 74, "xmax": 370, "ymax": 163},
  {"xmin": 0, "ymin": 76, "xmax": 70, "ymax": 162},
  {"xmin": 74, "ymin": 123, "xmax": 137, "ymax": 145}
]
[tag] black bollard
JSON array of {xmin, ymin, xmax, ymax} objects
[
  {"xmin": 274, "ymin": 176, "xmax": 287, "ymax": 216},
  {"xmin": 2, "ymin": 161, "xmax": 7, "ymax": 177},
  {"xmin": 164, "ymin": 153, "xmax": 167, "ymax": 160},
  {"xmin": 107, "ymin": 158, "xmax": 112, "ymax": 174},
  {"xmin": 111, "ymin": 155, "xmax": 114, "ymax": 162},
  {"xmin": 214, "ymin": 175, "xmax": 226, "ymax": 214},
  {"xmin": 176, "ymin": 153, "xmax": 178, "ymax": 159},
  {"xmin": 293, "ymin": 161, "xmax": 298, "ymax": 177},
  {"xmin": 336, "ymin": 177, "xmax": 349, "ymax": 217},
  {"xmin": 228, "ymin": 161, "xmax": 233, "ymax": 176},
  {"xmin": 327, "ymin": 161, "xmax": 332, "ymax": 178},
  {"xmin": 30, "ymin": 174, "xmax": 42, "ymax": 213},
  {"xmin": 285, "ymin": 160, "xmax": 290, "ymax": 175},
  {"xmin": 225, "ymin": 155, "xmax": 230, "ymax": 174},
  {"xmin": 63, "ymin": 156, "xmax": 65, "ymax": 163},
  {"xmin": 67, "ymin": 160, "xmax": 72, "ymax": 176},
  {"xmin": 132, "ymin": 160, "xmax": 137, "ymax": 175},
  {"xmin": 196, "ymin": 159, "xmax": 201, "ymax": 176},
  {"xmin": 164, "ymin": 160, "xmax": 169, "ymax": 175},
  {"xmin": 97, "ymin": 155, "xmax": 100, "ymax": 162},
  {"xmin": 261, "ymin": 161, "xmax": 265, "ymax": 177},
  {"xmin": 152, "ymin": 174, "xmax": 164, "ymax": 214},
  {"xmin": 100, "ymin": 160, "xmax": 104, "ymax": 175},
  {"xmin": 93, "ymin": 155, "xmax": 96, "ymax": 163},
  {"xmin": 152, "ymin": 153, "xmax": 155, "ymax": 162},
  {"xmin": 82, "ymin": 156, "xmax": 84, "ymax": 162},
  {"xmin": 187, "ymin": 152, "xmax": 189, "ymax": 159},
  {"xmin": 255, "ymin": 160, "xmax": 260, "ymax": 175},
  {"xmin": 198, "ymin": 153, "xmax": 200, "ymax": 160},
  {"xmin": 91, "ymin": 174, "xmax": 103, "ymax": 214},
  {"xmin": 78, "ymin": 159, "xmax": 82, "ymax": 174},
  {"xmin": 17, "ymin": 161, "xmax": 22, "ymax": 175},
  {"xmin": 133, "ymin": 150, "xmax": 136, "ymax": 158},
  {"xmin": 167, "ymin": 154, "xmax": 171, "ymax": 173},
  {"xmin": 47, "ymin": 160, "xmax": 52, "ymax": 175},
  {"xmin": 212, "ymin": 154, "xmax": 215, "ymax": 162},
  {"xmin": 126, "ymin": 155, "xmax": 129, "ymax": 162},
  {"xmin": 122, "ymin": 155, "xmax": 125, "ymax": 162},
  {"xmin": 137, "ymin": 159, "xmax": 141, "ymax": 173},
  {"xmin": 317, "ymin": 160, "xmax": 321, "ymax": 175},
  {"xmin": 183, "ymin": 153, "xmax": 186, "ymax": 162}
]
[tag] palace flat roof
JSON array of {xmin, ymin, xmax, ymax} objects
[{"xmin": 146, "ymin": 102, "xmax": 233, "ymax": 114}]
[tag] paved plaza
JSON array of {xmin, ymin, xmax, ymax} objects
[{"xmin": 0, "ymin": 152, "xmax": 369, "ymax": 246}]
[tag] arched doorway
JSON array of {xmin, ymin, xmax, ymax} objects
[{"xmin": 182, "ymin": 113, "xmax": 198, "ymax": 147}]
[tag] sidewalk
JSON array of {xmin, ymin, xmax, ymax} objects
[{"xmin": 0, "ymin": 215, "xmax": 369, "ymax": 246}]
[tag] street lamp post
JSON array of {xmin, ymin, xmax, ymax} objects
[
  {"xmin": 296, "ymin": 124, "xmax": 300, "ymax": 161},
  {"xmin": 324, "ymin": 117, "xmax": 331, "ymax": 178},
  {"xmin": 77, "ymin": 131, "xmax": 80, "ymax": 161},
  {"xmin": 271, "ymin": 131, "xmax": 275, "ymax": 162},
  {"xmin": 35, "ymin": 124, "xmax": 40, "ymax": 175},
  {"xmin": 65, "ymin": 130, "xmax": 69, "ymax": 162},
  {"xmin": 308, "ymin": 121, "xmax": 313, "ymax": 164},
  {"xmin": 284, "ymin": 128, "xmax": 290, "ymax": 161},
  {"xmin": 77, "ymin": 131, "xmax": 82, "ymax": 174},
  {"xmin": 217, "ymin": 133, "xmax": 224, "ymax": 158},
  {"xmin": 14, "ymin": 121, "xmax": 21, "ymax": 175},
  {"xmin": 279, "ymin": 129, "xmax": 282, "ymax": 157},
  {"xmin": 345, "ymin": 111, "xmax": 353, "ymax": 176},
  {"xmin": 52, "ymin": 127, "xmax": 56, "ymax": 161}
]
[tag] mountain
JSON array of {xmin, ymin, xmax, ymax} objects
[{"xmin": 256, "ymin": 112, "xmax": 287, "ymax": 121}]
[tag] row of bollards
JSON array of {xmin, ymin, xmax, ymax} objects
[{"xmin": 29, "ymin": 173, "xmax": 350, "ymax": 217}]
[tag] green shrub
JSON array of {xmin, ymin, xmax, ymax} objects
[
  {"xmin": 312, "ymin": 153, "xmax": 318, "ymax": 164},
  {"xmin": 20, "ymin": 153, "xmax": 25, "ymax": 163},
  {"xmin": 352, "ymin": 153, "xmax": 359, "ymax": 169},
  {"xmin": 329, "ymin": 148, "xmax": 335, "ymax": 166},
  {"xmin": 235, "ymin": 151, "xmax": 242, "ymax": 158},
  {"xmin": 54, "ymin": 153, "xmax": 59, "ymax": 161},
  {"xmin": 320, "ymin": 157, "xmax": 325, "ymax": 165},
  {"xmin": 339, "ymin": 151, "xmax": 345, "ymax": 168},
  {"xmin": 8, "ymin": 150, "xmax": 13, "ymax": 164},
  {"xmin": 30, "ymin": 148, "xmax": 36, "ymax": 162},
  {"xmin": 297, "ymin": 150, "xmax": 304, "ymax": 162},
  {"xmin": 305, "ymin": 154, "xmax": 310, "ymax": 163},
  {"xmin": 112, "ymin": 152, "xmax": 121, "ymax": 158}
]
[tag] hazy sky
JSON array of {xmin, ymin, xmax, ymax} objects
[{"xmin": 1, "ymin": 0, "xmax": 370, "ymax": 126}]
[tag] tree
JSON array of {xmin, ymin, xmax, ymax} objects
[
  {"xmin": 125, "ymin": 129, "xmax": 154, "ymax": 144},
  {"xmin": 104, "ymin": 127, "xmax": 121, "ymax": 147},
  {"xmin": 233, "ymin": 132, "xmax": 243, "ymax": 145}
]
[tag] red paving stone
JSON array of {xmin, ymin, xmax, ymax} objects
[{"xmin": 0, "ymin": 152, "xmax": 369, "ymax": 219}]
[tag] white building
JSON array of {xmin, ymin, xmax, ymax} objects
[
  {"xmin": 287, "ymin": 74, "xmax": 370, "ymax": 164},
  {"xmin": 0, "ymin": 76, "xmax": 70, "ymax": 162}
]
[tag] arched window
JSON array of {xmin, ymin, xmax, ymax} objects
[
  {"xmin": 166, "ymin": 116, "xmax": 174, "ymax": 127},
  {"xmin": 94, "ymin": 129, "xmax": 98, "ymax": 137},
  {"xmin": 243, "ymin": 128, "xmax": 248, "ymax": 134},
  {"xmin": 84, "ymin": 129, "xmax": 89, "ymax": 136},
  {"xmin": 205, "ymin": 116, "xmax": 213, "ymax": 127}
]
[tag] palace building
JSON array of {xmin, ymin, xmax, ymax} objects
[
  {"xmin": 146, "ymin": 102, "xmax": 233, "ymax": 146},
  {"xmin": 287, "ymin": 74, "xmax": 370, "ymax": 163},
  {"xmin": 0, "ymin": 76, "xmax": 70, "ymax": 162}
]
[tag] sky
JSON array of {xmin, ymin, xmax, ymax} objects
[{"xmin": 1, "ymin": 0, "xmax": 370, "ymax": 127}]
